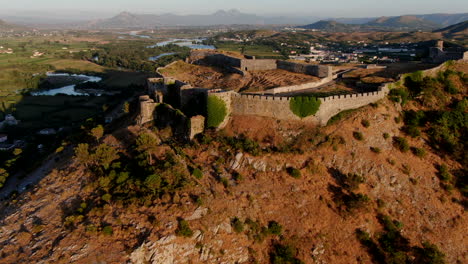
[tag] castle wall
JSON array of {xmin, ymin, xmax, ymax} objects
[
  {"xmin": 277, "ymin": 61, "xmax": 332, "ymax": 78},
  {"xmin": 138, "ymin": 96, "xmax": 159, "ymax": 125},
  {"xmin": 315, "ymin": 86, "xmax": 389, "ymax": 125},
  {"xmin": 240, "ymin": 59, "xmax": 277, "ymax": 71},
  {"xmin": 231, "ymin": 94, "xmax": 309, "ymax": 122},
  {"xmin": 189, "ymin": 115, "xmax": 205, "ymax": 140},
  {"xmin": 263, "ymin": 76, "xmax": 334, "ymax": 94}
]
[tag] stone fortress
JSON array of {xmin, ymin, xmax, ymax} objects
[
  {"xmin": 429, "ymin": 40, "xmax": 468, "ymax": 64},
  {"xmin": 138, "ymin": 50, "xmax": 393, "ymax": 138}
]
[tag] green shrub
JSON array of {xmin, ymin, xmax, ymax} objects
[
  {"xmin": 231, "ymin": 217, "xmax": 244, "ymax": 233},
  {"xmin": 370, "ymin": 147, "xmax": 381, "ymax": 154},
  {"xmin": 404, "ymin": 126, "xmax": 421, "ymax": 138},
  {"xmin": 389, "ymin": 88, "xmax": 409, "ymax": 105},
  {"xmin": 411, "ymin": 147, "xmax": 426, "ymax": 158},
  {"xmin": 286, "ymin": 167, "xmax": 301, "ymax": 179},
  {"xmin": 289, "ymin": 96, "xmax": 321, "ymax": 118},
  {"xmin": 353, "ymin": 131, "xmax": 364, "ymax": 141},
  {"xmin": 270, "ymin": 243, "xmax": 304, "ymax": 264},
  {"xmin": 437, "ymin": 164, "xmax": 452, "ymax": 182},
  {"xmin": 393, "ymin": 137, "xmax": 410, "ymax": 152},
  {"xmin": 232, "ymin": 171, "xmax": 243, "ymax": 182},
  {"xmin": 361, "ymin": 119, "xmax": 370, "ymax": 128},
  {"xmin": 415, "ymin": 242, "xmax": 446, "ymax": 264},
  {"xmin": 327, "ymin": 109, "xmax": 357, "ymax": 125},
  {"xmin": 206, "ymin": 95, "xmax": 227, "ymax": 128},
  {"xmin": 102, "ymin": 225, "xmax": 113, "ymax": 236},
  {"xmin": 175, "ymin": 219, "xmax": 193, "ymax": 237},
  {"xmin": 267, "ymin": 221, "xmax": 283, "ymax": 235},
  {"xmin": 383, "ymin": 133, "xmax": 390, "ymax": 139},
  {"xmin": 192, "ymin": 168, "xmax": 203, "ymax": 179},
  {"xmin": 404, "ymin": 110, "xmax": 426, "ymax": 127}
]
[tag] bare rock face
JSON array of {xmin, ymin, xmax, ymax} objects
[
  {"xmin": 130, "ymin": 228, "xmax": 250, "ymax": 264},
  {"xmin": 186, "ymin": 207, "xmax": 209, "ymax": 221},
  {"xmin": 230, "ymin": 152, "xmax": 283, "ymax": 172}
]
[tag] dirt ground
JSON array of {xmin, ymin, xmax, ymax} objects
[{"xmin": 159, "ymin": 61, "xmax": 320, "ymax": 92}]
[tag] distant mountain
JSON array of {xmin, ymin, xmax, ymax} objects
[
  {"xmin": 366, "ymin": 16, "xmax": 440, "ymax": 30},
  {"xmin": 434, "ymin": 20, "xmax": 468, "ymax": 42},
  {"xmin": 83, "ymin": 10, "xmax": 307, "ymax": 29},
  {"xmin": 300, "ymin": 15, "xmax": 443, "ymax": 32},
  {"xmin": 299, "ymin": 20, "xmax": 358, "ymax": 32},
  {"xmin": 0, "ymin": 19, "xmax": 27, "ymax": 31},
  {"xmin": 434, "ymin": 20, "xmax": 468, "ymax": 34},
  {"xmin": 332, "ymin": 13, "xmax": 468, "ymax": 27},
  {"xmin": 415, "ymin": 13, "xmax": 468, "ymax": 27}
]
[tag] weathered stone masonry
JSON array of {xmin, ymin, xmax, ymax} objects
[
  {"xmin": 187, "ymin": 51, "xmax": 332, "ymax": 78},
  {"xmin": 209, "ymin": 85, "xmax": 389, "ymax": 128},
  {"xmin": 141, "ymin": 52, "xmax": 460, "ymax": 135}
]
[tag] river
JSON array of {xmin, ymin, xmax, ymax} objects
[
  {"xmin": 147, "ymin": 38, "xmax": 216, "ymax": 50},
  {"xmin": 31, "ymin": 73, "xmax": 103, "ymax": 96}
]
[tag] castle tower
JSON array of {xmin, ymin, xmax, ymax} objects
[{"xmin": 436, "ymin": 40, "xmax": 444, "ymax": 51}]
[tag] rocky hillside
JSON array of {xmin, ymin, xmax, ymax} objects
[{"xmin": 0, "ymin": 62, "xmax": 466, "ymax": 263}]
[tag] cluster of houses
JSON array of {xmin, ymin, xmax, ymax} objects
[
  {"xmin": 0, "ymin": 46, "xmax": 14, "ymax": 54},
  {"xmin": 0, "ymin": 114, "xmax": 59, "ymax": 151},
  {"xmin": 31, "ymin": 51, "xmax": 45, "ymax": 58},
  {"xmin": 288, "ymin": 41, "xmax": 425, "ymax": 64}
]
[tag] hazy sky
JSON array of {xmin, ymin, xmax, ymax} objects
[{"xmin": 1, "ymin": 0, "xmax": 467, "ymax": 18}]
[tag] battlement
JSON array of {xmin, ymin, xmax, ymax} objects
[
  {"xmin": 144, "ymin": 53, "xmax": 457, "ymax": 130},
  {"xmin": 232, "ymin": 93, "xmax": 291, "ymax": 102}
]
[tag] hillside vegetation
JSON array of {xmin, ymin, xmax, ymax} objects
[{"xmin": 0, "ymin": 61, "xmax": 466, "ymax": 263}]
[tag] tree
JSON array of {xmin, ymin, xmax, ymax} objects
[
  {"xmin": 75, "ymin": 143, "xmax": 91, "ymax": 167},
  {"xmin": 90, "ymin": 125, "xmax": 104, "ymax": 142},
  {"xmin": 123, "ymin": 102, "xmax": 130, "ymax": 114},
  {"xmin": 0, "ymin": 168, "xmax": 9, "ymax": 188},
  {"xmin": 93, "ymin": 144, "xmax": 119, "ymax": 170},
  {"xmin": 145, "ymin": 174, "xmax": 162, "ymax": 195},
  {"xmin": 136, "ymin": 133, "xmax": 159, "ymax": 165}
]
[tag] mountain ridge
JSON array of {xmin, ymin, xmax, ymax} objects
[
  {"xmin": 300, "ymin": 15, "xmax": 446, "ymax": 32},
  {"xmin": 78, "ymin": 10, "xmax": 468, "ymax": 29}
]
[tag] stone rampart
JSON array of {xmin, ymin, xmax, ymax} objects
[
  {"xmin": 240, "ymin": 59, "xmax": 277, "ymax": 71},
  {"xmin": 137, "ymin": 96, "xmax": 159, "ymax": 125},
  {"xmin": 190, "ymin": 115, "xmax": 205, "ymax": 140},
  {"xmin": 230, "ymin": 93, "xmax": 310, "ymax": 122},
  {"xmin": 263, "ymin": 76, "xmax": 334, "ymax": 94},
  {"xmin": 315, "ymin": 86, "xmax": 389, "ymax": 125},
  {"xmin": 277, "ymin": 61, "xmax": 332, "ymax": 78}
]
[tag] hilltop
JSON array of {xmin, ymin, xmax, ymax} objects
[
  {"xmin": 366, "ymin": 15, "xmax": 439, "ymax": 30},
  {"xmin": 0, "ymin": 59, "xmax": 466, "ymax": 263},
  {"xmin": 434, "ymin": 20, "xmax": 468, "ymax": 45},
  {"xmin": 435, "ymin": 20, "xmax": 468, "ymax": 36},
  {"xmin": 300, "ymin": 15, "xmax": 441, "ymax": 32},
  {"xmin": 299, "ymin": 20, "xmax": 358, "ymax": 32}
]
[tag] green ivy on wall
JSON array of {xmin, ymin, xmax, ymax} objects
[
  {"xmin": 207, "ymin": 95, "xmax": 227, "ymax": 127},
  {"xmin": 289, "ymin": 96, "xmax": 321, "ymax": 118}
]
